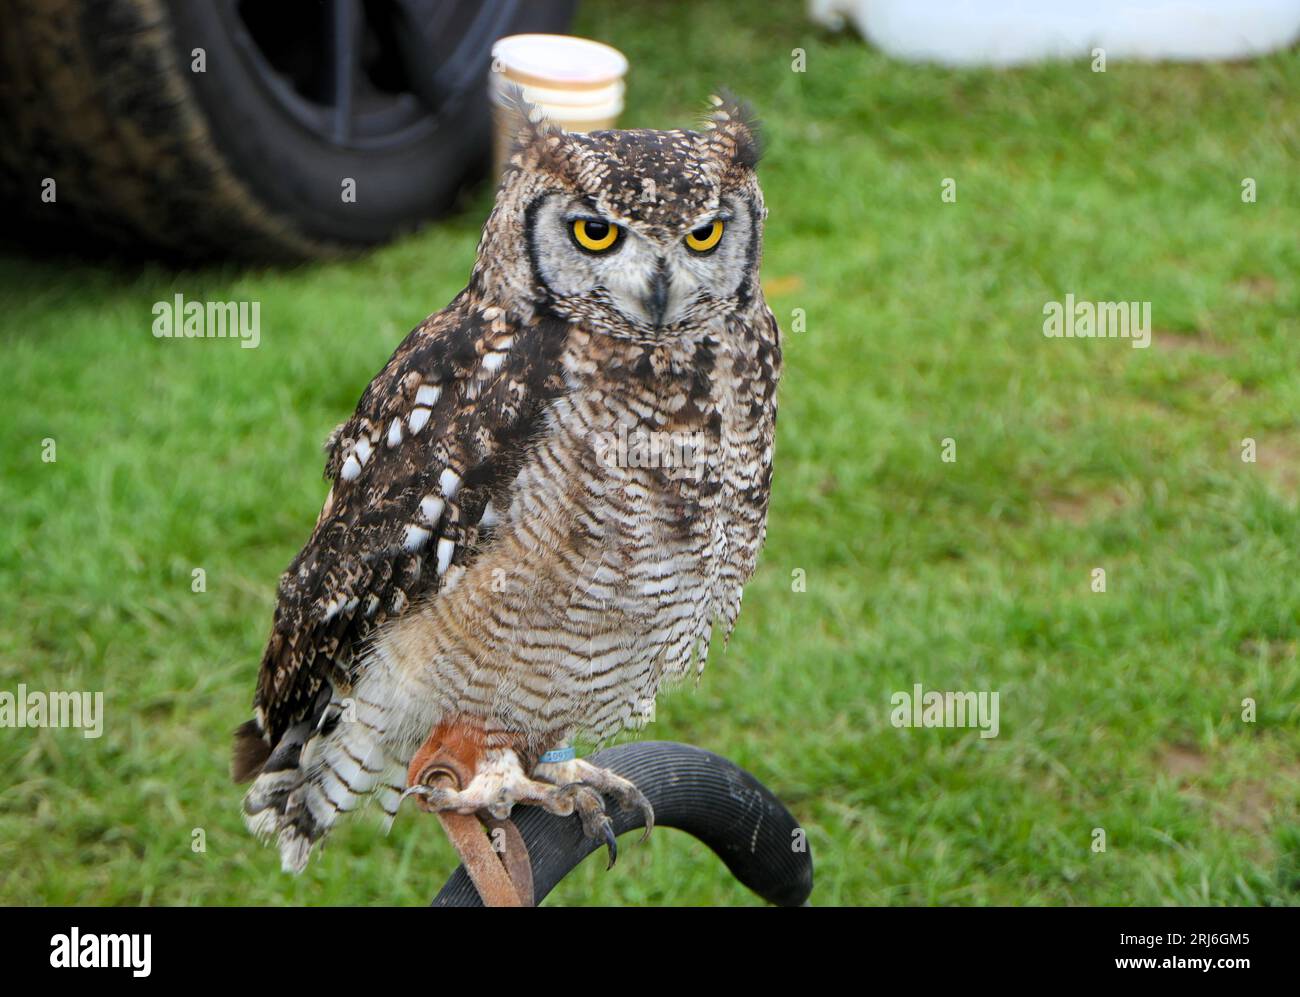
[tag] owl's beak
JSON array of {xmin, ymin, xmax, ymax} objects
[{"xmin": 643, "ymin": 259, "xmax": 671, "ymax": 328}]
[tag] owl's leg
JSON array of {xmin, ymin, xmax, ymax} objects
[{"xmin": 404, "ymin": 745, "xmax": 631, "ymax": 867}]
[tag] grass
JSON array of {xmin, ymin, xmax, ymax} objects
[{"xmin": 1, "ymin": 0, "xmax": 1298, "ymax": 905}]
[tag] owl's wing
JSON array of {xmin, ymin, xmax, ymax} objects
[{"xmin": 236, "ymin": 296, "xmax": 568, "ymax": 773}]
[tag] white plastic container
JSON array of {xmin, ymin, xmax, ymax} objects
[
  {"xmin": 809, "ymin": 0, "xmax": 1300, "ymax": 66},
  {"xmin": 489, "ymin": 34, "xmax": 628, "ymax": 174}
]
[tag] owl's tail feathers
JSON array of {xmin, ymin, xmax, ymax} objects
[
  {"xmin": 236, "ymin": 698, "xmax": 395, "ymax": 873},
  {"xmin": 231, "ymin": 719, "xmax": 271, "ymax": 783}
]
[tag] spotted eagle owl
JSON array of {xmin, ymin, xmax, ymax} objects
[{"xmin": 233, "ymin": 94, "xmax": 782, "ymax": 873}]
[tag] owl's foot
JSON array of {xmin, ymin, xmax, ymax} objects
[
  {"xmin": 532, "ymin": 755, "xmax": 655, "ymax": 850},
  {"xmin": 402, "ymin": 747, "xmax": 651, "ymax": 869}
]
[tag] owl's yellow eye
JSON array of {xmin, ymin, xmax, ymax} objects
[
  {"xmin": 570, "ymin": 218, "xmax": 620, "ymax": 253},
  {"xmin": 685, "ymin": 219, "xmax": 725, "ymax": 253}
]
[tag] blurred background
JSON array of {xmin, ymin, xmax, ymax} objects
[{"xmin": 0, "ymin": 0, "xmax": 1298, "ymax": 905}]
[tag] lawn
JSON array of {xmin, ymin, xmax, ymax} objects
[{"xmin": 1, "ymin": 0, "xmax": 1298, "ymax": 905}]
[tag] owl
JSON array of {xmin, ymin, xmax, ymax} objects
[{"xmin": 233, "ymin": 93, "xmax": 783, "ymax": 873}]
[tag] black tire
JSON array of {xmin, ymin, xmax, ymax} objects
[{"xmin": 0, "ymin": 0, "xmax": 576, "ymax": 261}]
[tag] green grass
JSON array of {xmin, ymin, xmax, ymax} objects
[{"xmin": 2, "ymin": 0, "xmax": 1298, "ymax": 905}]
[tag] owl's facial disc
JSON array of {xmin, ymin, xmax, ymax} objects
[{"xmin": 527, "ymin": 192, "xmax": 756, "ymax": 337}]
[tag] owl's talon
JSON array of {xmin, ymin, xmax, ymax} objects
[
  {"xmin": 622, "ymin": 787, "xmax": 654, "ymax": 843},
  {"xmin": 532, "ymin": 756, "xmax": 658, "ymax": 863},
  {"xmin": 400, "ymin": 783, "xmax": 454, "ymax": 811},
  {"xmin": 600, "ymin": 820, "xmax": 618, "ymax": 869},
  {"xmin": 557, "ymin": 781, "xmax": 619, "ymax": 866},
  {"xmin": 535, "ymin": 758, "xmax": 655, "ymax": 841}
]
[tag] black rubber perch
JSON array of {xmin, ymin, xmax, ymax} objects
[{"xmin": 431, "ymin": 740, "xmax": 813, "ymax": 906}]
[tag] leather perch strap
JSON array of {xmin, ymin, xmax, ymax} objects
[{"xmin": 406, "ymin": 733, "xmax": 535, "ymax": 907}]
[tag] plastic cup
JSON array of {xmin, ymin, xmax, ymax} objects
[{"xmin": 489, "ymin": 34, "xmax": 628, "ymax": 176}]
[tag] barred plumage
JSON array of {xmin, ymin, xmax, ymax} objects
[{"xmin": 234, "ymin": 93, "xmax": 782, "ymax": 872}]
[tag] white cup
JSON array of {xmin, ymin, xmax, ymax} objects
[{"xmin": 489, "ymin": 33, "xmax": 628, "ymax": 175}]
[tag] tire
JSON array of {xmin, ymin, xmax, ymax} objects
[{"xmin": 0, "ymin": 0, "xmax": 576, "ymax": 261}]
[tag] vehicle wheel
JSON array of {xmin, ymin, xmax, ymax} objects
[{"xmin": 0, "ymin": 0, "xmax": 576, "ymax": 260}]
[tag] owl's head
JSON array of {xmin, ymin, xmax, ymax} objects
[{"xmin": 474, "ymin": 93, "xmax": 766, "ymax": 341}]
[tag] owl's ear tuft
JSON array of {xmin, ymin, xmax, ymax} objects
[
  {"xmin": 704, "ymin": 91, "xmax": 763, "ymax": 170},
  {"xmin": 497, "ymin": 84, "xmax": 564, "ymax": 166}
]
